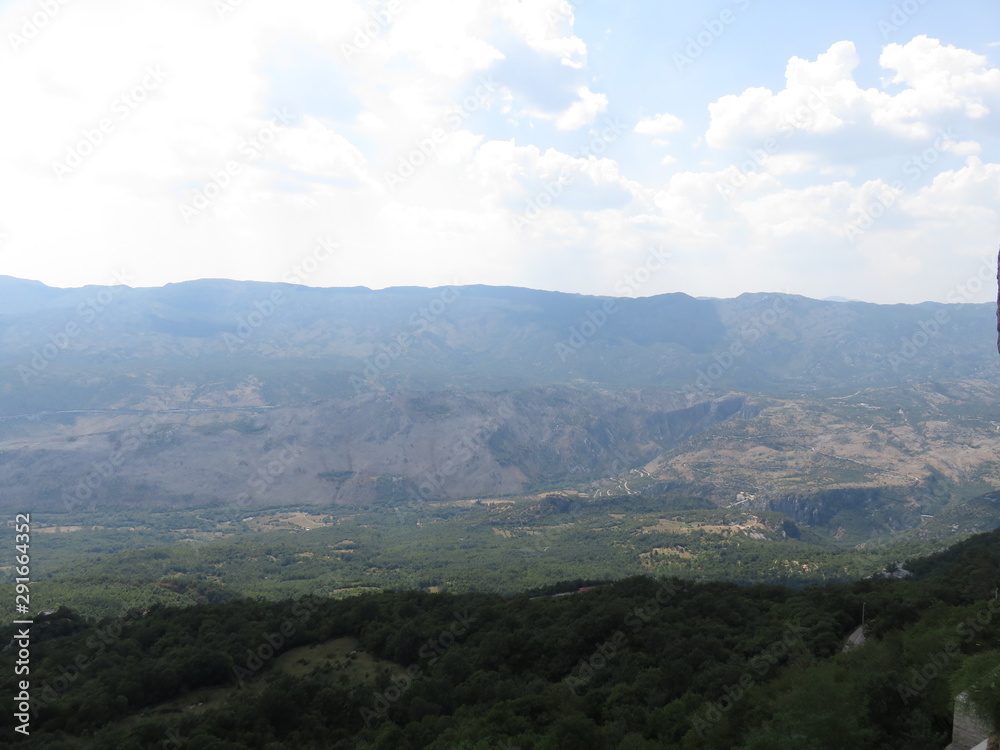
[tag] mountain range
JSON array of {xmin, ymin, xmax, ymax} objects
[{"xmin": 1, "ymin": 275, "xmax": 998, "ymax": 541}]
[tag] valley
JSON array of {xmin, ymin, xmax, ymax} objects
[
  {"xmin": 2, "ymin": 277, "xmax": 999, "ymax": 626},
  {"xmin": 1, "ymin": 277, "xmax": 999, "ymax": 748},
  {"xmin": 5, "ymin": 484, "xmax": 999, "ymax": 623}
]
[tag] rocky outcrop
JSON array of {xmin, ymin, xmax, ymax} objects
[
  {"xmin": 763, "ymin": 488, "xmax": 872, "ymax": 526},
  {"xmin": 946, "ymin": 693, "xmax": 994, "ymax": 750}
]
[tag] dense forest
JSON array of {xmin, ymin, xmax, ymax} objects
[{"xmin": 2, "ymin": 526, "xmax": 999, "ymax": 748}]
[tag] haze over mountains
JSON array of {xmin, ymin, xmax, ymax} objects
[
  {"xmin": 1, "ymin": 275, "xmax": 998, "ymax": 540},
  {"xmin": 2, "ymin": 275, "xmax": 995, "ymax": 400}
]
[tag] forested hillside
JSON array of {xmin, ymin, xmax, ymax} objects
[{"xmin": 3, "ymin": 526, "xmax": 998, "ymax": 749}]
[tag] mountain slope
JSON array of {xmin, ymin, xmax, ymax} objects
[
  {"xmin": 0, "ymin": 387, "xmax": 748, "ymax": 511},
  {"xmin": 1, "ymin": 277, "xmax": 997, "ymax": 530},
  {"xmin": 1, "ymin": 278, "xmax": 995, "ymax": 414}
]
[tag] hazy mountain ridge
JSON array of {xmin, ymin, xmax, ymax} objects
[
  {"xmin": 1, "ymin": 277, "xmax": 995, "ymax": 412},
  {"xmin": 1, "ymin": 276, "xmax": 997, "ymax": 530}
]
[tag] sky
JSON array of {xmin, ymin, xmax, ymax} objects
[{"xmin": 0, "ymin": 0, "xmax": 998, "ymax": 303}]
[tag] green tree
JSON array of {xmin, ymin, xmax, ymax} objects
[{"xmin": 951, "ymin": 650, "xmax": 1000, "ymax": 736}]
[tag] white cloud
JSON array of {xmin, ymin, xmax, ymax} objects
[
  {"xmin": 705, "ymin": 41, "xmax": 858, "ymax": 149},
  {"xmin": 738, "ymin": 182, "xmax": 855, "ymax": 239},
  {"xmin": 0, "ymin": 1, "xmax": 996, "ymax": 306},
  {"xmin": 706, "ymin": 37, "xmax": 1000, "ymax": 153},
  {"xmin": 554, "ymin": 85, "xmax": 609, "ymax": 130},
  {"xmin": 879, "ymin": 35, "xmax": 1000, "ymax": 122},
  {"xmin": 274, "ymin": 117, "xmax": 374, "ymax": 185},
  {"xmin": 497, "ymin": 0, "xmax": 588, "ymax": 69},
  {"xmin": 904, "ymin": 156, "xmax": 1000, "ymax": 222},
  {"xmin": 357, "ymin": 111, "xmax": 387, "ymax": 130},
  {"xmin": 941, "ymin": 139, "xmax": 982, "ymax": 156},
  {"xmin": 635, "ymin": 112, "xmax": 684, "ymax": 135},
  {"xmin": 384, "ymin": 0, "xmax": 504, "ymax": 78}
]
